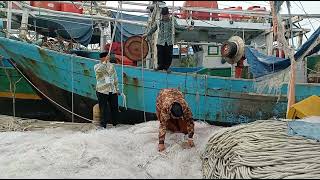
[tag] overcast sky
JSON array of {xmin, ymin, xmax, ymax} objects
[{"xmin": 106, "ymin": 1, "xmax": 319, "ymax": 45}]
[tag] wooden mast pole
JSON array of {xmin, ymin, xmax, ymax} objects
[{"xmin": 270, "ymin": 1, "xmax": 296, "ymax": 118}]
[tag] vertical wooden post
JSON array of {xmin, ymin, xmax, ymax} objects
[
  {"xmin": 298, "ymin": 33, "xmax": 303, "ymax": 47},
  {"xmin": 172, "ymin": 1, "xmax": 175, "ymax": 45},
  {"xmin": 270, "ymin": 1, "xmax": 296, "ymax": 118},
  {"xmin": 269, "ymin": 1, "xmax": 277, "ymax": 42},
  {"xmin": 152, "ymin": 3, "xmax": 160, "ymax": 69},
  {"xmin": 99, "ymin": 23, "xmax": 105, "ymax": 52},
  {"xmin": 20, "ymin": 6, "xmax": 29, "ymax": 40},
  {"xmin": 6, "ymin": 1, "xmax": 12, "ymax": 38}
]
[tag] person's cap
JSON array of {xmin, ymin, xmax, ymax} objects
[
  {"xmin": 171, "ymin": 102, "xmax": 183, "ymax": 118},
  {"xmin": 161, "ymin": 7, "xmax": 169, "ymax": 15},
  {"xmin": 99, "ymin": 52, "xmax": 109, "ymax": 58}
]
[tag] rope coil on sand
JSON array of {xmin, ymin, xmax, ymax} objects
[{"xmin": 201, "ymin": 120, "xmax": 320, "ymax": 179}]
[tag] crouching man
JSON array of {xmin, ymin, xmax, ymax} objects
[{"xmin": 156, "ymin": 88, "xmax": 195, "ymax": 152}]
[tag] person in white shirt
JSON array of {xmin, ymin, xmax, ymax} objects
[{"xmin": 94, "ymin": 52, "xmax": 120, "ymax": 128}]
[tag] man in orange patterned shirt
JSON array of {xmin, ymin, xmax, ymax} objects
[{"xmin": 156, "ymin": 88, "xmax": 195, "ymax": 152}]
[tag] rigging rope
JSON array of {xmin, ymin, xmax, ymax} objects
[
  {"xmin": 141, "ymin": 30, "xmax": 146, "ymax": 122},
  {"xmin": 172, "ymin": 1, "xmax": 175, "ymax": 45},
  {"xmin": 119, "ymin": 1, "xmax": 127, "ymax": 110},
  {"xmin": 107, "ymin": 2, "xmax": 121, "ymax": 56},
  {"xmin": 195, "ymin": 72, "xmax": 201, "ymax": 122},
  {"xmin": 71, "ymin": 55, "xmax": 74, "ymax": 123},
  {"xmin": 201, "ymin": 119, "xmax": 320, "ymax": 179},
  {"xmin": 203, "ymin": 74, "xmax": 208, "ymax": 123},
  {"xmin": 295, "ymin": 1, "xmax": 317, "ymax": 31}
]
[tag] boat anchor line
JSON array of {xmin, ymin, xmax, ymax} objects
[
  {"xmin": 8, "ymin": 59, "xmax": 94, "ymax": 123},
  {"xmin": 141, "ymin": 31, "xmax": 146, "ymax": 122},
  {"xmin": 108, "ymin": 1, "xmax": 128, "ymax": 111}
]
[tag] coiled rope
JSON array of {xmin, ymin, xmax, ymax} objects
[{"xmin": 201, "ymin": 120, "xmax": 320, "ymax": 179}]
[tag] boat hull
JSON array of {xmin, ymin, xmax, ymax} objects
[
  {"xmin": 6, "ymin": 61, "xmax": 156, "ymax": 123},
  {"xmin": 0, "ymin": 37, "xmax": 319, "ymax": 124},
  {"xmin": 0, "ymin": 60, "xmax": 61, "ymax": 120}
]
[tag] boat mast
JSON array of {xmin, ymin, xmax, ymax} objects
[
  {"xmin": 145, "ymin": 1, "xmax": 153, "ymax": 69},
  {"xmin": 147, "ymin": 1, "xmax": 161, "ymax": 69},
  {"xmin": 6, "ymin": 1, "xmax": 12, "ymax": 38},
  {"xmin": 286, "ymin": 1, "xmax": 295, "ymax": 49},
  {"xmin": 172, "ymin": 1, "xmax": 175, "ymax": 46},
  {"xmin": 91, "ymin": 1, "xmax": 108, "ymax": 52},
  {"xmin": 19, "ymin": 2, "xmax": 29, "ymax": 40},
  {"xmin": 271, "ymin": 1, "xmax": 297, "ymax": 117}
]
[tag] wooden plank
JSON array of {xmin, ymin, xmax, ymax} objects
[{"xmin": 0, "ymin": 92, "xmax": 41, "ymax": 100}]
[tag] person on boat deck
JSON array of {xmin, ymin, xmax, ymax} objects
[
  {"xmin": 156, "ymin": 88, "xmax": 195, "ymax": 152},
  {"xmin": 94, "ymin": 52, "xmax": 120, "ymax": 128},
  {"xmin": 143, "ymin": 6, "xmax": 193, "ymax": 72}
]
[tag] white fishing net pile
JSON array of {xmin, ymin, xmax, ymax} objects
[
  {"xmin": 0, "ymin": 118, "xmax": 223, "ymax": 179},
  {"xmin": 0, "ymin": 115, "xmax": 96, "ymax": 132},
  {"xmin": 253, "ymin": 67, "xmax": 290, "ymax": 97}
]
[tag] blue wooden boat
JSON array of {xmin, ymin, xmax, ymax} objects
[{"xmin": 0, "ymin": 37, "xmax": 319, "ymax": 125}]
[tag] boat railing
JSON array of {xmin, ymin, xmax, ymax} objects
[{"xmin": 0, "ymin": 1, "xmax": 148, "ymax": 27}]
